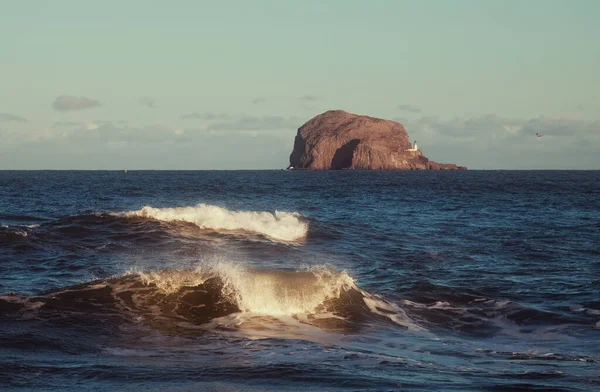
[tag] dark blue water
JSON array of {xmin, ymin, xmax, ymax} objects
[{"xmin": 1, "ymin": 170, "xmax": 599, "ymax": 391}]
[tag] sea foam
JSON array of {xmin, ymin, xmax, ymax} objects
[
  {"xmin": 120, "ymin": 204, "xmax": 308, "ymax": 242},
  {"xmin": 136, "ymin": 265, "xmax": 352, "ymax": 315},
  {"xmin": 135, "ymin": 264, "xmax": 421, "ymax": 329}
]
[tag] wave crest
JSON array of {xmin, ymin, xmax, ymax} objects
[
  {"xmin": 137, "ymin": 264, "xmax": 420, "ymax": 329},
  {"xmin": 139, "ymin": 265, "xmax": 355, "ymax": 315},
  {"xmin": 2, "ymin": 265, "xmax": 420, "ymax": 335},
  {"xmin": 120, "ymin": 204, "xmax": 308, "ymax": 242}
]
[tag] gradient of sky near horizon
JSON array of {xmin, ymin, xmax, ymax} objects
[{"xmin": 1, "ymin": 0, "xmax": 599, "ymax": 169}]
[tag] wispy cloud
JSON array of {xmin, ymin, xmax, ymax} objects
[
  {"xmin": 0, "ymin": 124, "xmax": 292, "ymax": 170},
  {"xmin": 4, "ymin": 110, "xmax": 599, "ymax": 169},
  {"xmin": 139, "ymin": 97, "xmax": 157, "ymax": 109},
  {"xmin": 180, "ymin": 112, "xmax": 243, "ymax": 120},
  {"xmin": 180, "ymin": 112, "xmax": 301, "ymax": 133},
  {"xmin": 252, "ymin": 97, "xmax": 267, "ymax": 104},
  {"xmin": 397, "ymin": 104, "xmax": 421, "ymax": 114},
  {"xmin": 407, "ymin": 114, "xmax": 600, "ymax": 139},
  {"xmin": 61, "ymin": 122, "xmax": 185, "ymax": 144},
  {"xmin": 54, "ymin": 121, "xmax": 84, "ymax": 127},
  {"xmin": 0, "ymin": 113, "xmax": 27, "ymax": 123},
  {"xmin": 205, "ymin": 115, "xmax": 301, "ymax": 132},
  {"xmin": 298, "ymin": 95, "xmax": 321, "ymax": 102},
  {"xmin": 394, "ymin": 113, "xmax": 600, "ymax": 169},
  {"xmin": 53, "ymin": 120, "xmax": 129, "ymax": 129},
  {"xmin": 523, "ymin": 116, "xmax": 600, "ymax": 137},
  {"xmin": 52, "ymin": 95, "xmax": 101, "ymax": 112}
]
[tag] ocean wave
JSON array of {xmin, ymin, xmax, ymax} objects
[
  {"xmin": 139, "ymin": 265, "xmax": 350, "ymax": 315},
  {"xmin": 0, "ymin": 225, "xmax": 31, "ymax": 240},
  {"xmin": 137, "ymin": 264, "xmax": 419, "ymax": 329},
  {"xmin": 1, "ymin": 265, "xmax": 420, "ymax": 334},
  {"xmin": 118, "ymin": 204, "xmax": 308, "ymax": 242},
  {"xmin": 401, "ymin": 295, "xmax": 600, "ymax": 339}
]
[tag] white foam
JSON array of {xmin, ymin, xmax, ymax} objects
[
  {"xmin": 0, "ymin": 225, "xmax": 28, "ymax": 237},
  {"xmin": 361, "ymin": 291, "xmax": 425, "ymax": 330},
  {"xmin": 135, "ymin": 264, "xmax": 352, "ymax": 315},
  {"xmin": 137, "ymin": 267, "xmax": 207, "ymax": 294},
  {"xmin": 218, "ymin": 265, "xmax": 355, "ymax": 315},
  {"xmin": 11, "ymin": 229, "xmax": 28, "ymax": 237},
  {"xmin": 132, "ymin": 263, "xmax": 422, "ymax": 330},
  {"xmin": 569, "ymin": 304, "xmax": 585, "ymax": 313},
  {"xmin": 119, "ymin": 204, "xmax": 308, "ymax": 242}
]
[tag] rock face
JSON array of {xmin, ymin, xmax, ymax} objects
[{"xmin": 289, "ymin": 110, "xmax": 466, "ymax": 170}]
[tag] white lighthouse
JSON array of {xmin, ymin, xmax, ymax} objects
[{"xmin": 407, "ymin": 140, "xmax": 418, "ymax": 152}]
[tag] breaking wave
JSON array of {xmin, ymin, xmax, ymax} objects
[
  {"xmin": 0, "ymin": 224, "xmax": 33, "ymax": 239},
  {"xmin": 1, "ymin": 265, "xmax": 420, "ymax": 335},
  {"xmin": 138, "ymin": 264, "xmax": 417, "ymax": 327},
  {"xmin": 118, "ymin": 204, "xmax": 308, "ymax": 242}
]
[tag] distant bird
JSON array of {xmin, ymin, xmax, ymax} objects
[{"xmin": 536, "ymin": 133, "xmax": 543, "ymax": 138}]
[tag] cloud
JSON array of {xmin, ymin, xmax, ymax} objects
[
  {"xmin": 252, "ymin": 97, "xmax": 267, "ymax": 104},
  {"xmin": 52, "ymin": 95, "xmax": 101, "ymax": 112},
  {"xmin": 522, "ymin": 116, "xmax": 600, "ymax": 137},
  {"xmin": 181, "ymin": 112, "xmax": 303, "ymax": 132},
  {"xmin": 397, "ymin": 104, "xmax": 421, "ymax": 114},
  {"xmin": 0, "ymin": 113, "xmax": 27, "ymax": 122},
  {"xmin": 139, "ymin": 97, "xmax": 157, "ymax": 109},
  {"xmin": 298, "ymin": 95, "xmax": 321, "ymax": 102},
  {"xmin": 180, "ymin": 112, "xmax": 243, "ymax": 120},
  {"xmin": 94, "ymin": 120, "xmax": 129, "ymax": 125},
  {"xmin": 53, "ymin": 120, "xmax": 129, "ymax": 130},
  {"xmin": 402, "ymin": 114, "xmax": 600, "ymax": 140},
  {"xmin": 1, "ymin": 127, "xmax": 292, "ymax": 170},
  {"xmin": 54, "ymin": 121, "xmax": 83, "ymax": 127},
  {"xmin": 413, "ymin": 114, "xmax": 524, "ymax": 138},
  {"xmin": 57, "ymin": 122, "xmax": 185, "ymax": 145},
  {"xmin": 180, "ymin": 112, "xmax": 301, "ymax": 133},
  {"xmin": 205, "ymin": 115, "xmax": 301, "ymax": 132},
  {"xmin": 6, "ymin": 108, "xmax": 598, "ymax": 169},
  {"xmin": 396, "ymin": 113, "xmax": 600, "ymax": 168}
]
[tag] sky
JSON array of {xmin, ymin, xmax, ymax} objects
[{"xmin": 1, "ymin": 0, "xmax": 599, "ymax": 169}]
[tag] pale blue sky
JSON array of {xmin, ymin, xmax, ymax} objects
[{"xmin": 1, "ymin": 0, "xmax": 599, "ymax": 169}]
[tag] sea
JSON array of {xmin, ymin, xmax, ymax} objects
[{"xmin": 1, "ymin": 170, "xmax": 599, "ymax": 391}]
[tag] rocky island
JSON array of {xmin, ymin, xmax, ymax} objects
[{"xmin": 289, "ymin": 110, "xmax": 466, "ymax": 170}]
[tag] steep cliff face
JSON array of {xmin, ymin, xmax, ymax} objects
[{"xmin": 289, "ymin": 110, "xmax": 466, "ymax": 170}]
